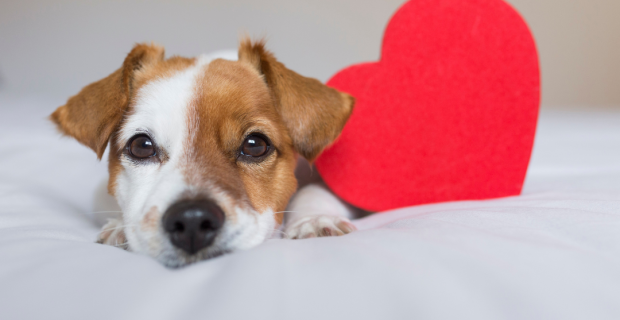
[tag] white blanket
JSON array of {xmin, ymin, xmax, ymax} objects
[{"xmin": 1, "ymin": 95, "xmax": 619, "ymax": 320}]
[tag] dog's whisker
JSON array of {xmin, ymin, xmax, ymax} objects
[{"xmin": 270, "ymin": 229, "xmax": 290, "ymax": 239}]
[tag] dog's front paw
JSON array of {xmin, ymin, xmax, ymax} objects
[
  {"xmin": 96, "ymin": 219, "xmax": 129, "ymax": 250},
  {"xmin": 284, "ymin": 216, "xmax": 357, "ymax": 239}
]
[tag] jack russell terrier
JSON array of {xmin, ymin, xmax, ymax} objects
[{"xmin": 50, "ymin": 39, "xmax": 363, "ymax": 268}]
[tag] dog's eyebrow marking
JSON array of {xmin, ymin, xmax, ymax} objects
[{"xmin": 134, "ymin": 128, "xmax": 152, "ymax": 135}]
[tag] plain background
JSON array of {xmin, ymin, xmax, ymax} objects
[{"xmin": 0, "ymin": 0, "xmax": 618, "ymax": 108}]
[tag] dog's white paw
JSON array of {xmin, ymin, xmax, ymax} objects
[
  {"xmin": 96, "ymin": 219, "xmax": 129, "ymax": 250},
  {"xmin": 284, "ymin": 215, "xmax": 357, "ymax": 239}
]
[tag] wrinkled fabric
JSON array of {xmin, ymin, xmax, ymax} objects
[{"xmin": 1, "ymin": 96, "xmax": 619, "ymax": 320}]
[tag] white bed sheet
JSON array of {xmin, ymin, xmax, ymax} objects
[{"xmin": 1, "ymin": 95, "xmax": 619, "ymax": 320}]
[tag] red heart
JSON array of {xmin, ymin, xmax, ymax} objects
[{"xmin": 315, "ymin": 0, "xmax": 540, "ymax": 212}]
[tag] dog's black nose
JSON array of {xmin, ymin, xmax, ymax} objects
[{"xmin": 162, "ymin": 199, "xmax": 225, "ymax": 255}]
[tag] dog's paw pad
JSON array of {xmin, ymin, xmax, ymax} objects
[
  {"xmin": 285, "ymin": 216, "xmax": 357, "ymax": 239},
  {"xmin": 97, "ymin": 219, "xmax": 129, "ymax": 250}
]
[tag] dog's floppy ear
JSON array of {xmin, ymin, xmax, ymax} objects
[
  {"xmin": 238, "ymin": 39, "xmax": 355, "ymax": 162},
  {"xmin": 50, "ymin": 44, "xmax": 165, "ymax": 159}
]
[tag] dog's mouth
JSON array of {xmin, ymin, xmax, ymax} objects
[
  {"xmin": 167, "ymin": 248, "xmax": 232, "ymax": 268},
  {"xmin": 156, "ymin": 238, "xmax": 232, "ymax": 268},
  {"xmin": 157, "ymin": 230, "xmax": 235, "ymax": 268}
]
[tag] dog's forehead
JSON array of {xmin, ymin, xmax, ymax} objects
[
  {"xmin": 195, "ymin": 59, "xmax": 274, "ymax": 121},
  {"xmin": 193, "ymin": 59, "xmax": 281, "ymax": 140},
  {"xmin": 120, "ymin": 56, "xmax": 272, "ymax": 145},
  {"xmin": 119, "ymin": 56, "xmax": 206, "ymax": 146}
]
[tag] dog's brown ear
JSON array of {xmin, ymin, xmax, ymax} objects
[
  {"xmin": 50, "ymin": 44, "xmax": 165, "ymax": 159},
  {"xmin": 238, "ymin": 39, "xmax": 355, "ymax": 162}
]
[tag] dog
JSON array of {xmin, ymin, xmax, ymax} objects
[{"xmin": 50, "ymin": 39, "xmax": 361, "ymax": 267}]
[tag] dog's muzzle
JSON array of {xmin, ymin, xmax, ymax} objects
[{"xmin": 162, "ymin": 199, "xmax": 225, "ymax": 255}]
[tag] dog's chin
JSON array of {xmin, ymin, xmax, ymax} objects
[
  {"xmin": 143, "ymin": 235, "xmax": 238, "ymax": 268},
  {"xmin": 157, "ymin": 247, "xmax": 232, "ymax": 269}
]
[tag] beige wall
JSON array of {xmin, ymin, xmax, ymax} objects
[
  {"xmin": 0, "ymin": 0, "xmax": 618, "ymax": 107},
  {"xmin": 509, "ymin": 0, "xmax": 620, "ymax": 107}
]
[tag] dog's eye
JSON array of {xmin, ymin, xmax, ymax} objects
[
  {"xmin": 241, "ymin": 135, "xmax": 269, "ymax": 157},
  {"xmin": 129, "ymin": 135, "xmax": 155, "ymax": 159}
]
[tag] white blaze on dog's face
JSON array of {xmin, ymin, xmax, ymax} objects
[{"xmin": 50, "ymin": 40, "xmax": 354, "ymax": 267}]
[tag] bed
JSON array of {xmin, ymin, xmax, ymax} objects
[{"xmin": 1, "ymin": 95, "xmax": 619, "ymax": 319}]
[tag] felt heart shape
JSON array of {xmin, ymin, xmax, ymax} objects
[{"xmin": 315, "ymin": 0, "xmax": 540, "ymax": 212}]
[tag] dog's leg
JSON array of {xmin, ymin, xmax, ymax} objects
[
  {"xmin": 96, "ymin": 219, "xmax": 129, "ymax": 250},
  {"xmin": 284, "ymin": 183, "xmax": 358, "ymax": 239}
]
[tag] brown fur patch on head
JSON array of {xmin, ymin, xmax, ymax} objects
[
  {"xmin": 181, "ymin": 58, "xmax": 298, "ymax": 219},
  {"xmin": 50, "ymin": 44, "xmax": 165, "ymax": 159},
  {"xmin": 238, "ymin": 38, "xmax": 355, "ymax": 161}
]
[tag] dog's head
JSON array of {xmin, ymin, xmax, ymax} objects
[{"xmin": 51, "ymin": 40, "xmax": 354, "ymax": 267}]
